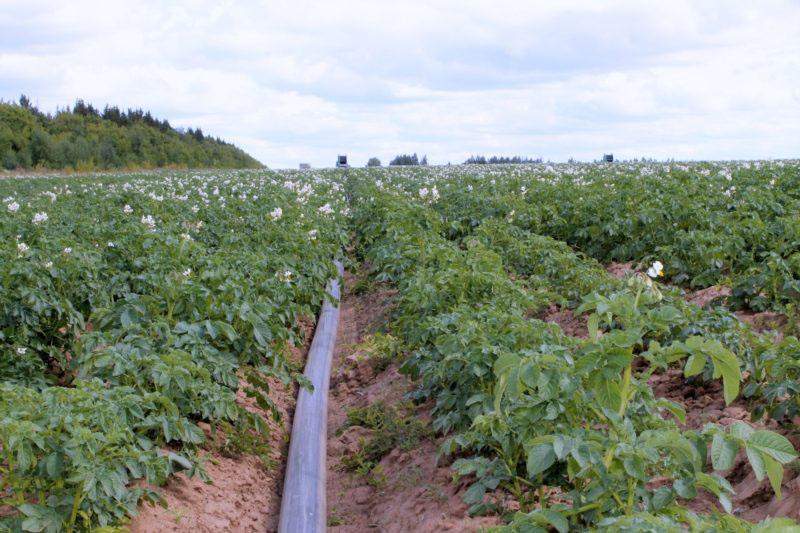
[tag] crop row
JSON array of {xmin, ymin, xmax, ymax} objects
[
  {"xmin": 0, "ymin": 171, "xmax": 347, "ymax": 531},
  {"xmin": 361, "ymin": 160, "xmax": 800, "ymax": 310},
  {"xmin": 346, "ymin": 171, "xmax": 797, "ymax": 531}
]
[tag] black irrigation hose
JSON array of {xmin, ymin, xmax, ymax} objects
[{"xmin": 278, "ymin": 260, "xmax": 344, "ymax": 533}]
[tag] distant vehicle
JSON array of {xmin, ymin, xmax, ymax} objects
[
  {"xmin": 603, "ymin": 153, "xmax": 614, "ymax": 163},
  {"xmin": 336, "ymin": 155, "xmax": 349, "ymax": 168},
  {"xmin": 299, "ymin": 163, "xmax": 310, "ymax": 170}
]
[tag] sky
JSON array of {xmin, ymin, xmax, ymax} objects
[{"xmin": 1, "ymin": 0, "xmax": 799, "ymax": 168}]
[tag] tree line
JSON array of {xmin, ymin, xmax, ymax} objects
[
  {"xmin": 1, "ymin": 95, "xmax": 263, "ymax": 170},
  {"xmin": 389, "ymin": 153, "xmax": 428, "ymax": 166},
  {"xmin": 464, "ymin": 155, "xmax": 543, "ymax": 164},
  {"xmin": 366, "ymin": 154, "xmax": 546, "ymax": 167}
]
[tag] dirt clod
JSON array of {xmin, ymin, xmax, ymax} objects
[
  {"xmin": 542, "ymin": 303, "xmax": 588, "ymax": 338},
  {"xmin": 684, "ymin": 285, "xmax": 732, "ymax": 307},
  {"xmin": 606, "ymin": 262, "xmax": 635, "ymax": 279}
]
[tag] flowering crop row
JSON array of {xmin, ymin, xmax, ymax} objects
[
  {"xmin": 345, "ymin": 165, "xmax": 798, "ymax": 531},
  {"xmin": 361, "ymin": 160, "xmax": 800, "ymax": 311},
  {"xmin": 0, "ymin": 170, "xmax": 347, "ymax": 531}
]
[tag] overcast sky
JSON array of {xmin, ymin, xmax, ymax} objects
[{"xmin": 2, "ymin": 1, "xmax": 799, "ymax": 167}]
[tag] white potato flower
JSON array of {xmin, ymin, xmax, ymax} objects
[
  {"xmin": 7, "ymin": 201, "xmax": 19, "ymax": 212},
  {"xmin": 32, "ymin": 212, "xmax": 48, "ymax": 224},
  {"xmin": 647, "ymin": 261, "xmax": 664, "ymax": 278},
  {"xmin": 123, "ymin": 204, "xmax": 133, "ymax": 214},
  {"xmin": 141, "ymin": 215, "xmax": 156, "ymax": 228},
  {"xmin": 270, "ymin": 207, "xmax": 283, "ymax": 221}
]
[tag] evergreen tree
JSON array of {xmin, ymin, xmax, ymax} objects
[
  {"xmin": 464, "ymin": 154, "xmax": 542, "ymax": 164},
  {"xmin": 389, "ymin": 153, "xmax": 421, "ymax": 165}
]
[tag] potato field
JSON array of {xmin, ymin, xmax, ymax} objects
[{"xmin": 1, "ymin": 161, "xmax": 799, "ymax": 532}]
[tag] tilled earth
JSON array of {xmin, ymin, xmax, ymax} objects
[{"xmin": 326, "ymin": 273, "xmax": 503, "ymax": 532}]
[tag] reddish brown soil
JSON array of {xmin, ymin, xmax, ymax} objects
[
  {"xmin": 542, "ymin": 304, "xmax": 589, "ymax": 338},
  {"xmin": 684, "ymin": 285, "xmax": 732, "ymax": 308},
  {"xmin": 326, "ymin": 273, "xmax": 503, "ymax": 532},
  {"xmin": 606, "ymin": 262, "xmax": 635, "ymax": 279},
  {"xmin": 648, "ymin": 369, "xmax": 778, "ymax": 431},
  {"xmin": 683, "ymin": 284, "xmax": 790, "ymax": 339},
  {"xmin": 130, "ymin": 320, "xmax": 314, "ymax": 533},
  {"xmin": 735, "ymin": 311, "xmax": 788, "ymax": 337}
]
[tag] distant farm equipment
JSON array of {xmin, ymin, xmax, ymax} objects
[{"xmin": 336, "ymin": 155, "xmax": 349, "ymax": 168}]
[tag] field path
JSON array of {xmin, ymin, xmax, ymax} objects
[{"xmin": 325, "ymin": 272, "xmax": 503, "ymax": 532}]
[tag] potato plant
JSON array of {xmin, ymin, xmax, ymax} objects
[
  {"xmin": 346, "ymin": 170, "xmax": 799, "ymax": 531},
  {"xmin": 0, "ymin": 170, "xmax": 347, "ymax": 530},
  {"xmin": 1, "ymin": 159, "xmax": 798, "ymax": 531},
  {"xmin": 360, "ymin": 160, "xmax": 800, "ymax": 310}
]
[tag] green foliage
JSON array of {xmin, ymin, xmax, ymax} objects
[
  {"xmin": 0, "ymin": 169, "xmax": 347, "ymax": 530},
  {"xmin": 353, "ymin": 332, "xmax": 401, "ymax": 373},
  {"xmin": 0, "ymin": 99, "xmax": 262, "ymax": 170},
  {"xmin": 345, "ymin": 169, "xmax": 799, "ymax": 530},
  {"xmin": 389, "ymin": 153, "xmax": 425, "ymax": 166},
  {"xmin": 2, "ymin": 160, "xmax": 799, "ymax": 531},
  {"xmin": 373, "ymin": 160, "xmax": 800, "ymax": 310}
]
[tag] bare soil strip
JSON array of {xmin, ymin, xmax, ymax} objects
[{"xmin": 326, "ymin": 273, "xmax": 503, "ymax": 532}]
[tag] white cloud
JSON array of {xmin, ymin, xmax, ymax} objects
[{"xmin": 1, "ymin": 0, "xmax": 798, "ymax": 166}]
